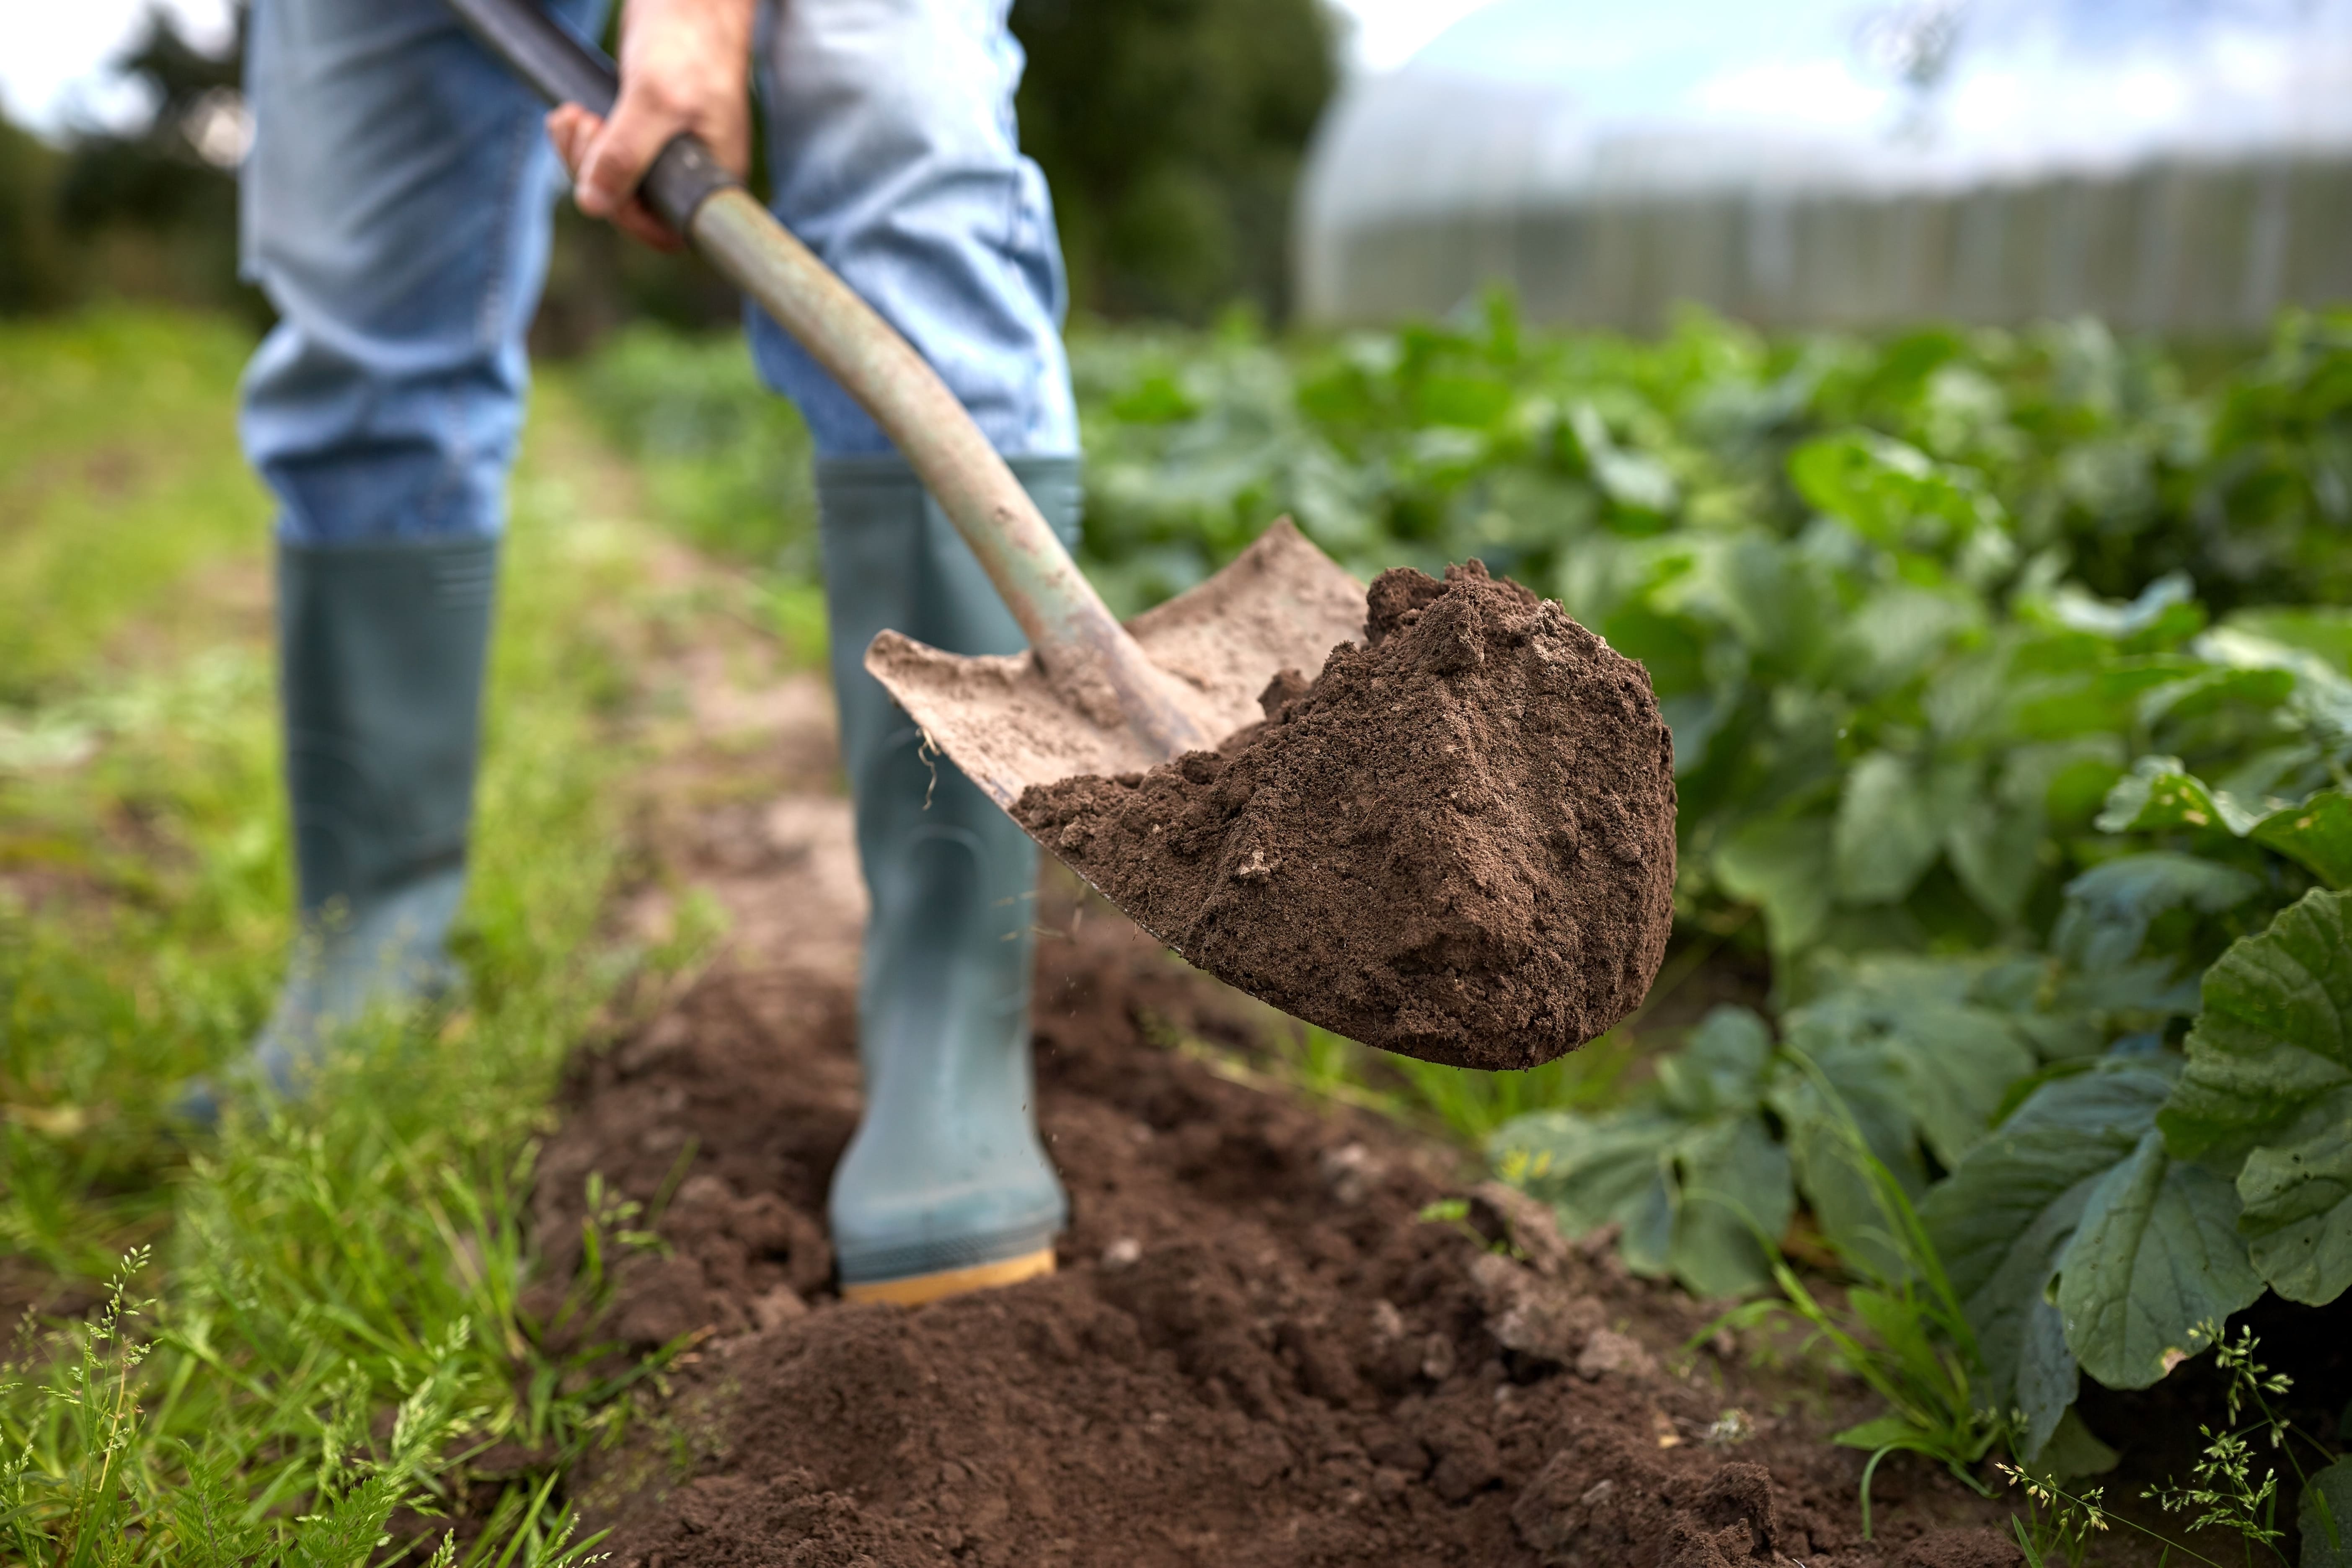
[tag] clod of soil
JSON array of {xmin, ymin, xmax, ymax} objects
[{"xmin": 1011, "ymin": 563, "xmax": 1677, "ymax": 1070}]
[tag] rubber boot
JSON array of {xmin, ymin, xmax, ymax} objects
[
  {"xmin": 818, "ymin": 454, "xmax": 1079, "ymax": 1305},
  {"xmin": 187, "ymin": 537, "xmax": 496, "ymax": 1119}
]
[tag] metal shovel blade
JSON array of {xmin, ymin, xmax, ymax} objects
[{"xmin": 865, "ymin": 520, "xmax": 1365, "ymax": 813}]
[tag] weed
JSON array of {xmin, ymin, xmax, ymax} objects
[
  {"xmin": 2150, "ymin": 1426, "xmax": 2286, "ymax": 1557},
  {"xmin": 1699, "ymin": 1051, "xmax": 2003, "ymax": 1536},
  {"xmin": 2140, "ymin": 1326, "xmax": 2342, "ymax": 1567},
  {"xmin": 1996, "ymin": 1463, "xmax": 2110, "ymax": 1568},
  {"xmin": 1415, "ymin": 1198, "xmax": 1514, "ymax": 1255}
]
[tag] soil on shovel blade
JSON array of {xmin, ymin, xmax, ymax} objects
[
  {"xmin": 1011, "ymin": 563, "xmax": 1677, "ymax": 1072},
  {"xmin": 518, "ymin": 670, "xmax": 2013, "ymax": 1568}
]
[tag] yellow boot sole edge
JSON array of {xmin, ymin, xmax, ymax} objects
[{"xmin": 839, "ymin": 1247, "xmax": 1056, "ymax": 1307}]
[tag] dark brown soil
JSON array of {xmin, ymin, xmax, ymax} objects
[
  {"xmin": 529, "ymin": 895, "xmax": 2010, "ymax": 1568},
  {"xmin": 1011, "ymin": 563, "xmax": 1677, "ymax": 1072}
]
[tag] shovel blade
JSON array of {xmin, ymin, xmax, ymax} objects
[{"xmin": 866, "ymin": 519, "xmax": 1364, "ymax": 811}]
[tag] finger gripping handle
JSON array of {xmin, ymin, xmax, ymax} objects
[{"xmin": 442, "ymin": 0, "xmax": 741, "ymax": 230}]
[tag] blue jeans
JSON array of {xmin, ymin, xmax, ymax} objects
[{"xmin": 238, "ymin": 0, "xmax": 1080, "ymax": 544}]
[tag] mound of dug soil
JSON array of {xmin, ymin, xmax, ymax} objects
[
  {"xmin": 1012, "ymin": 563, "xmax": 1677, "ymax": 1071},
  {"xmin": 530, "ymin": 883, "xmax": 2006, "ymax": 1564}
]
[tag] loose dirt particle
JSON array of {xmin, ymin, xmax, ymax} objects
[{"xmin": 1013, "ymin": 562, "xmax": 1677, "ymax": 1069}]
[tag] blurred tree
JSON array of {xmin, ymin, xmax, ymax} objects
[
  {"xmin": 5, "ymin": 0, "xmax": 1341, "ymax": 334},
  {"xmin": 52, "ymin": 5, "xmax": 263, "ymax": 321},
  {"xmin": 1011, "ymin": 0, "xmax": 1338, "ymax": 323},
  {"xmin": 0, "ymin": 116, "xmax": 72, "ymax": 313}
]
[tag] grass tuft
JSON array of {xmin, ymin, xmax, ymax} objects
[{"xmin": 0, "ymin": 310, "xmax": 711, "ymax": 1562}]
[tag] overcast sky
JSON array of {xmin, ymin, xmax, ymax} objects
[{"xmin": 0, "ymin": 0, "xmax": 1506, "ymax": 134}]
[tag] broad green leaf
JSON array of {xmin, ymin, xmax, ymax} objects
[
  {"xmin": 1947, "ymin": 796, "xmax": 2043, "ymax": 923},
  {"xmin": 2008, "ymin": 658, "xmax": 2204, "ymax": 741},
  {"xmin": 2099, "ymin": 757, "xmax": 2352, "ymax": 890},
  {"xmin": 2036, "ymin": 1408, "xmax": 2121, "ymax": 1479},
  {"xmin": 1494, "ymin": 1010, "xmax": 1793, "ymax": 1298},
  {"xmin": 2051, "ymin": 852, "xmax": 2261, "ymax": 973},
  {"xmin": 1666, "ymin": 533, "xmax": 1835, "ymax": 672},
  {"xmin": 1784, "ymin": 965, "xmax": 2037, "ymax": 1168},
  {"xmin": 1414, "ymin": 372, "xmax": 1514, "ymax": 432},
  {"xmin": 1714, "ymin": 814, "xmax": 1834, "ymax": 954},
  {"xmin": 2164, "ymin": 889, "xmax": 2352, "ymax": 1304},
  {"xmin": 2056, "ymin": 1124, "xmax": 2262, "ymax": 1388},
  {"xmin": 1789, "ymin": 429, "xmax": 2003, "ymax": 552},
  {"xmin": 2047, "ymin": 573, "xmax": 2200, "ymax": 642},
  {"xmin": 1770, "ymin": 1041, "xmax": 1922, "ymax": 1279},
  {"xmin": 2137, "ymin": 665, "xmax": 2298, "ymax": 728},
  {"xmin": 2254, "ymin": 801, "xmax": 2352, "ymax": 891},
  {"xmin": 1492, "ymin": 1108, "xmax": 1679, "ymax": 1240},
  {"xmin": 1922, "ymin": 1060, "xmax": 2179, "ymax": 1448},
  {"xmin": 2014, "ymin": 1299, "xmax": 2079, "ymax": 1460},
  {"xmin": 1493, "ymin": 1102, "xmax": 1791, "ymax": 1298},
  {"xmin": 2238, "ymin": 1117, "xmax": 2352, "ymax": 1306},
  {"xmin": 1655, "ymin": 1005, "xmax": 1775, "ymax": 1116},
  {"xmin": 1835, "ymin": 585, "xmax": 1982, "ymax": 696},
  {"xmin": 1569, "ymin": 400, "xmax": 1678, "ymax": 513},
  {"xmin": 2100, "ymin": 754, "xmax": 2269, "ymax": 835},
  {"xmin": 2302, "ymin": 1456, "xmax": 2352, "ymax": 1568},
  {"xmin": 2222, "ymin": 607, "xmax": 2352, "ymax": 673},
  {"xmin": 1773, "ymin": 961, "xmax": 2034, "ymax": 1276},
  {"xmin": 1671, "ymin": 1112, "xmax": 1796, "ymax": 1298},
  {"xmin": 1834, "ymin": 752, "xmax": 1941, "ymax": 905}
]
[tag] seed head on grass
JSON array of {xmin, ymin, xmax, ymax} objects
[{"xmin": 1996, "ymin": 1462, "xmax": 2109, "ymax": 1568}]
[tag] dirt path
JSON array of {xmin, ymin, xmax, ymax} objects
[{"xmin": 520, "ymin": 667, "xmax": 2018, "ymax": 1568}]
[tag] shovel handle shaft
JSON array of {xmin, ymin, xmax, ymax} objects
[{"xmin": 442, "ymin": 0, "xmax": 1213, "ymax": 757}]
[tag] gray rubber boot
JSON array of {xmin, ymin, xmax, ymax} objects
[
  {"xmin": 818, "ymin": 453, "xmax": 1079, "ymax": 1301},
  {"xmin": 192, "ymin": 537, "xmax": 496, "ymax": 1118}
]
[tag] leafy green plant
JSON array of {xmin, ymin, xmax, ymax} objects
[
  {"xmin": 1696, "ymin": 1053, "xmax": 2005, "ymax": 1538},
  {"xmin": 1496, "ymin": 1007, "xmax": 1791, "ymax": 1298},
  {"xmin": 1925, "ymin": 1054, "xmax": 2263, "ymax": 1460},
  {"xmin": 2163, "ymin": 889, "xmax": 2352, "ymax": 1308}
]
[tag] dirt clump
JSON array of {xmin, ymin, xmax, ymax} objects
[{"xmin": 1012, "ymin": 562, "xmax": 1677, "ymax": 1071}]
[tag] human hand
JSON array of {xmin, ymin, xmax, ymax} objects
[{"xmin": 545, "ymin": 0, "xmax": 755, "ymax": 251}]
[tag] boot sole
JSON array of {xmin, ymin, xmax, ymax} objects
[{"xmin": 839, "ymin": 1247, "xmax": 1055, "ymax": 1306}]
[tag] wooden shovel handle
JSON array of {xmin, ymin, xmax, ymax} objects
[{"xmin": 442, "ymin": 0, "xmax": 1214, "ymax": 756}]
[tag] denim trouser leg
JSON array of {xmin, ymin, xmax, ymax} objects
[
  {"xmin": 239, "ymin": 0, "xmax": 608, "ymax": 543},
  {"xmin": 236, "ymin": 0, "xmax": 1081, "ymax": 1283},
  {"xmin": 750, "ymin": 0, "xmax": 1080, "ymax": 1284},
  {"xmin": 747, "ymin": 0, "xmax": 1080, "ymax": 460},
  {"xmin": 229, "ymin": 0, "xmax": 606, "ymax": 1105}
]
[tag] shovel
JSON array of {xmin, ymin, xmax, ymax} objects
[
  {"xmin": 448, "ymin": 0, "xmax": 1681, "ymax": 1073},
  {"xmin": 444, "ymin": 0, "xmax": 1366, "ymax": 809}
]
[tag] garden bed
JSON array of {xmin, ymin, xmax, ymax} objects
[{"xmin": 511, "ymin": 682, "xmax": 2015, "ymax": 1568}]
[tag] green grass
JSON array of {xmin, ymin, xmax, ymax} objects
[
  {"xmin": 0, "ymin": 309, "xmax": 266, "ymax": 701},
  {"xmin": 0, "ymin": 309, "xmax": 707, "ymax": 1562}
]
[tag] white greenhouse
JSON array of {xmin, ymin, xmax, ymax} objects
[{"xmin": 1297, "ymin": 0, "xmax": 2352, "ymax": 332}]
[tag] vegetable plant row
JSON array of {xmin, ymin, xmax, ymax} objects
[{"xmin": 1068, "ymin": 302, "xmax": 2352, "ymax": 1492}]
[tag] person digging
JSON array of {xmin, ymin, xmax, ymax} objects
[{"xmin": 202, "ymin": 0, "xmax": 1075, "ymax": 1306}]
